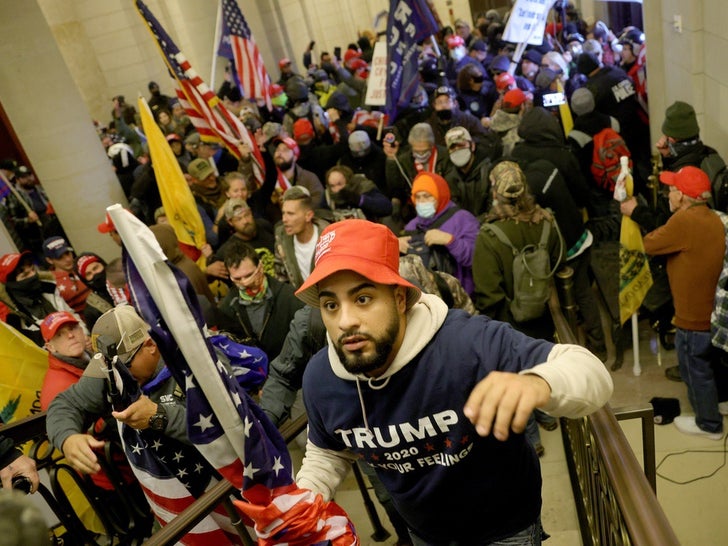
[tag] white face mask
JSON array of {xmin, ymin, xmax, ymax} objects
[
  {"xmin": 450, "ymin": 47, "xmax": 466, "ymax": 62},
  {"xmin": 416, "ymin": 201, "xmax": 437, "ymax": 218},
  {"xmin": 450, "ymin": 148, "xmax": 472, "ymax": 167},
  {"xmin": 413, "ymin": 150, "xmax": 432, "ymax": 163}
]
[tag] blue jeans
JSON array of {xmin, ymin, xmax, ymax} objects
[
  {"xmin": 676, "ymin": 328, "xmax": 723, "ymax": 432},
  {"xmin": 409, "ymin": 520, "xmax": 543, "ymax": 546}
]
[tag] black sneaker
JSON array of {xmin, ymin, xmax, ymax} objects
[{"xmin": 665, "ymin": 365, "xmax": 682, "ymax": 382}]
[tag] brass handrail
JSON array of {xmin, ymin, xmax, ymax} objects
[{"xmin": 551, "ymin": 274, "xmax": 680, "ymax": 545}]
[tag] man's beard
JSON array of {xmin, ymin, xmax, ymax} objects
[
  {"xmin": 237, "ymin": 223, "xmax": 257, "ymax": 239},
  {"xmin": 276, "ymin": 159, "xmax": 294, "ymax": 171},
  {"xmin": 333, "ymin": 305, "xmax": 400, "ymax": 375}
]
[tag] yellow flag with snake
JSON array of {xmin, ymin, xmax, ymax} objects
[{"xmin": 618, "ymin": 158, "xmax": 653, "ymax": 323}]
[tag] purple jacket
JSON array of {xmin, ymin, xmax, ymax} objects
[{"xmin": 405, "ymin": 202, "xmax": 480, "ymax": 294}]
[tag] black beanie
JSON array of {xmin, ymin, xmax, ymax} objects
[{"xmin": 576, "ymin": 52, "xmax": 600, "ymax": 76}]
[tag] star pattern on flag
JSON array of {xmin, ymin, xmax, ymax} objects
[
  {"xmin": 243, "ymin": 416, "xmax": 253, "ymax": 438},
  {"xmin": 271, "ymin": 456, "xmax": 285, "ymax": 476},
  {"xmin": 243, "ymin": 461, "xmax": 260, "ymax": 480},
  {"xmin": 194, "ymin": 413, "xmax": 215, "ymax": 432},
  {"xmin": 173, "ymin": 451, "xmax": 184, "ymax": 463}
]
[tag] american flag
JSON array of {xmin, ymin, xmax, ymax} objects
[
  {"xmin": 112, "ymin": 206, "xmax": 359, "ymax": 545},
  {"xmin": 105, "ymin": 323, "xmax": 245, "ymax": 545},
  {"xmin": 134, "ymin": 0, "xmax": 265, "ymax": 188},
  {"xmin": 218, "ymin": 0, "xmax": 273, "ymax": 111}
]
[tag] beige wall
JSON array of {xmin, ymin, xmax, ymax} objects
[
  {"xmin": 0, "ymin": 0, "xmax": 124, "ymax": 260},
  {"xmin": 642, "ymin": 0, "xmax": 728, "ymax": 160}
]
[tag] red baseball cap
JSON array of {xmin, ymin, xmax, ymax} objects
[
  {"xmin": 503, "ymin": 89, "xmax": 527, "ymax": 110},
  {"xmin": 659, "ymin": 166, "xmax": 711, "ymax": 200},
  {"xmin": 295, "ymin": 220, "xmax": 421, "ymax": 310},
  {"xmin": 97, "ymin": 212, "xmax": 116, "ymax": 234},
  {"xmin": 278, "ymin": 57, "xmax": 291, "ymax": 69},
  {"xmin": 292, "ymin": 118, "xmax": 315, "ymax": 141},
  {"xmin": 0, "ymin": 251, "xmax": 32, "ymax": 284},
  {"xmin": 446, "ymin": 35, "xmax": 465, "ymax": 49},
  {"xmin": 495, "ymin": 72, "xmax": 515, "ymax": 92},
  {"xmin": 41, "ymin": 311, "xmax": 79, "ymax": 342}
]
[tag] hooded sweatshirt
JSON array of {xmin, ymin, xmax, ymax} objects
[{"xmin": 297, "ymin": 294, "xmax": 613, "ymax": 543}]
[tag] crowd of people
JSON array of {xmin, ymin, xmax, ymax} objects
[{"xmin": 1, "ymin": 3, "xmax": 726, "ymax": 545}]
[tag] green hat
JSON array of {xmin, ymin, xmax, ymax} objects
[{"xmin": 662, "ymin": 101, "xmax": 700, "ymax": 140}]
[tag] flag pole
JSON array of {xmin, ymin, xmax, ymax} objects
[
  {"xmin": 631, "ymin": 313, "xmax": 641, "ymax": 376},
  {"xmin": 210, "ymin": 0, "xmax": 223, "ymax": 88},
  {"xmin": 0, "ymin": 171, "xmax": 42, "ymax": 226}
]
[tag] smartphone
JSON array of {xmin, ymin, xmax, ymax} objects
[
  {"xmin": 334, "ymin": 46, "xmax": 342, "ymax": 61},
  {"xmin": 542, "ymin": 92, "xmax": 566, "ymax": 107},
  {"xmin": 382, "ymin": 125, "xmax": 399, "ymax": 145}
]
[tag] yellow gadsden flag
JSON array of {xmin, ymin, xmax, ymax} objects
[
  {"xmin": 619, "ymin": 161, "xmax": 653, "ymax": 324},
  {"xmin": 137, "ymin": 96, "xmax": 206, "ymax": 261},
  {"xmin": 0, "ymin": 322, "xmax": 47, "ymax": 424}
]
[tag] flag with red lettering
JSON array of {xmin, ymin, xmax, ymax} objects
[
  {"xmin": 386, "ymin": 0, "xmax": 439, "ymax": 121},
  {"xmin": 135, "ymin": 0, "xmax": 265, "ymax": 188},
  {"xmin": 110, "ymin": 205, "xmax": 359, "ymax": 545},
  {"xmin": 218, "ymin": 0, "xmax": 273, "ymax": 111}
]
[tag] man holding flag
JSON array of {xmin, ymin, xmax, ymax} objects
[
  {"xmin": 643, "ymin": 167, "xmax": 726, "ymax": 440},
  {"xmin": 99, "ymin": 205, "xmax": 359, "ymax": 544}
]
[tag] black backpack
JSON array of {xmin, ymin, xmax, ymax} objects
[
  {"xmin": 404, "ymin": 207, "xmax": 460, "ymax": 276},
  {"xmin": 702, "ymin": 152, "xmax": 728, "ymax": 212}
]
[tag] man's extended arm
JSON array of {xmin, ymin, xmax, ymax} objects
[{"xmin": 464, "ymin": 343, "xmax": 613, "ymax": 441}]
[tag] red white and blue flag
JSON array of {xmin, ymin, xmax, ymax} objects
[
  {"xmin": 110, "ymin": 205, "xmax": 359, "ymax": 545},
  {"xmin": 217, "ymin": 0, "xmax": 273, "ymax": 111},
  {"xmin": 135, "ymin": 0, "xmax": 265, "ymax": 188}
]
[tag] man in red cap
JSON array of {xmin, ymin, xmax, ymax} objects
[
  {"xmin": 277, "ymin": 57, "xmax": 296, "ymax": 85},
  {"xmin": 98, "ymin": 212, "xmax": 122, "ymax": 246},
  {"xmin": 39, "ymin": 311, "xmax": 92, "ymax": 410},
  {"xmin": 293, "ymin": 218, "xmax": 612, "ymax": 545},
  {"xmin": 643, "ymin": 166, "xmax": 727, "ymax": 440}
]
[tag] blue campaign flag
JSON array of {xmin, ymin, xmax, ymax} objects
[{"xmin": 386, "ymin": 0, "xmax": 439, "ymax": 121}]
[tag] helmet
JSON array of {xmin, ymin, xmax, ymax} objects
[{"xmin": 617, "ymin": 27, "xmax": 645, "ymax": 56}]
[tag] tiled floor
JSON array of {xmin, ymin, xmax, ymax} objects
[{"xmin": 310, "ymin": 318, "xmax": 728, "ymax": 545}]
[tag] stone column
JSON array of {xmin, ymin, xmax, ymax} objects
[{"xmin": 0, "ymin": 0, "xmax": 125, "ymax": 261}]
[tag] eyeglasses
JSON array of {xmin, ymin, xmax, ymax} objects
[{"xmin": 121, "ymin": 342, "xmax": 144, "ymax": 368}]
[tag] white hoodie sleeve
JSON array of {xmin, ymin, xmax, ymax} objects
[
  {"xmin": 521, "ymin": 344, "xmax": 613, "ymax": 417},
  {"xmin": 295, "ymin": 438, "xmax": 360, "ymax": 501}
]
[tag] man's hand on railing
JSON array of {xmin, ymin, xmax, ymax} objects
[
  {"xmin": 62, "ymin": 434, "xmax": 104, "ymax": 474},
  {"xmin": 0, "ymin": 454, "xmax": 40, "ymax": 493}
]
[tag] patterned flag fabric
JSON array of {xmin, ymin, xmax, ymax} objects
[
  {"xmin": 137, "ymin": 96, "xmax": 206, "ymax": 253},
  {"xmin": 103, "ymin": 332, "xmax": 243, "ymax": 546},
  {"xmin": 618, "ymin": 165, "xmax": 653, "ymax": 323},
  {"xmin": 218, "ymin": 0, "xmax": 273, "ymax": 111},
  {"xmin": 135, "ymin": 0, "xmax": 265, "ymax": 188},
  {"xmin": 111, "ymin": 206, "xmax": 358, "ymax": 545},
  {"xmin": 386, "ymin": 0, "xmax": 439, "ymax": 121},
  {"xmin": 0, "ymin": 175, "xmax": 11, "ymax": 200}
]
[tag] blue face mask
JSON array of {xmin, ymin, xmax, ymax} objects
[{"xmin": 416, "ymin": 201, "xmax": 437, "ymax": 218}]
